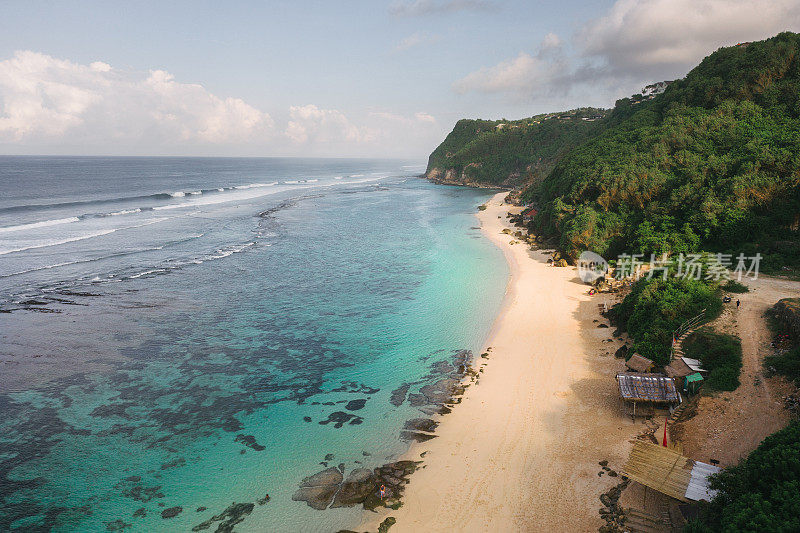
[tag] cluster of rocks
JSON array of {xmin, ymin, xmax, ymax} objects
[
  {"xmin": 400, "ymin": 417, "xmax": 439, "ymax": 443},
  {"xmin": 192, "ymin": 502, "xmax": 255, "ymax": 532},
  {"xmin": 292, "ymin": 461, "xmax": 420, "ymax": 511},
  {"xmin": 784, "ymin": 393, "xmax": 800, "ymax": 414},
  {"xmin": 598, "ymin": 474, "xmax": 630, "ymax": 533},
  {"xmin": 597, "ymin": 459, "xmax": 619, "ymax": 478},
  {"xmin": 390, "ymin": 350, "xmax": 474, "ymax": 417},
  {"xmin": 234, "ymin": 434, "xmax": 266, "ymax": 451}
]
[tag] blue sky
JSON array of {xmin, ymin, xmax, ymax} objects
[{"xmin": 1, "ymin": 0, "xmax": 798, "ymax": 157}]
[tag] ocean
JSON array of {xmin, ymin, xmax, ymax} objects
[{"xmin": 0, "ymin": 156, "xmax": 508, "ymax": 532}]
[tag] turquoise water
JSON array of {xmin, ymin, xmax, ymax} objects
[{"xmin": 0, "ymin": 158, "xmax": 508, "ymax": 532}]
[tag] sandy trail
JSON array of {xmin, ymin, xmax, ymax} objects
[
  {"xmin": 362, "ymin": 192, "xmax": 639, "ymax": 532},
  {"xmin": 675, "ymin": 275, "xmax": 798, "ymax": 465}
]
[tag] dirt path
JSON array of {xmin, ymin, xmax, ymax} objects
[{"xmin": 674, "ymin": 276, "xmax": 798, "ymax": 466}]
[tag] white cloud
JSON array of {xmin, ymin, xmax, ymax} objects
[
  {"xmin": 286, "ymin": 104, "xmax": 372, "ymax": 144},
  {"xmin": 0, "ymin": 51, "xmax": 443, "ymax": 157},
  {"xmin": 453, "ymin": 34, "xmax": 566, "ymax": 97},
  {"xmin": 390, "ymin": 0, "xmax": 495, "ymax": 17},
  {"xmin": 0, "ymin": 50, "xmax": 274, "ymax": 148},
  {"xmin": 285, "ymin": 106, "xmax": 441, "ymax": 156},
  {"xmin": 579, "ymin": 0, "xmax": 800, "ymax": 77},
  {"xmin": 454, "ymin": 0, "xmax": 800, "ymax": 104}
]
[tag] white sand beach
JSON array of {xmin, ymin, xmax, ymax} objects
[{"xmin": 363, "ymin": 192, "xmax": 640, "ymax": 532}]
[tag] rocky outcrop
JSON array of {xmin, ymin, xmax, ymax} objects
[
  {"xmin": 425, "ymin": 167, "xmax": 514, "ymax": 189},
  {"xmin": 772, "ymin": 298, "xmax": 800, "ymax": 340},
  {"xmin": 293, "ymin": 461, "xmax": 420, "ymax": 512}
]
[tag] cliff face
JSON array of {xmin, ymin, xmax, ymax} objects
[
  {"xmin": 425, "ymin": 166, "xmax": 519, "ymax": 189},
  {"xmin": 424, "ymin": 109, "xmax": 608, "ymax": 189}
]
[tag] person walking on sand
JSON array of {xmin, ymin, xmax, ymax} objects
[{"xmin": 737, "ymin": 299, "xmax": 740, "ymax": 309}]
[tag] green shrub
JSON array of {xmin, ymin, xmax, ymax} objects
[
  {"xmin": 683, "ymin": 329, "xmax": 743, "ymax": 391},
  {"xmin": 766, "ymin": 345, "xmax": 800, "ymax": 383},
  {"xmin": 722, "ymin": 279, "xmax": 750, "ymax": 293},
  {"xmin": 612, "ymin": 277, "xmax": 722, "ymax": 365}
]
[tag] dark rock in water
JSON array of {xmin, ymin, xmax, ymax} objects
[
  {"xmin": 160, "ymin": 457, "xmax": 186, "ymax": 470},
  {"xmin": 121, "ymin": 484, "xmax": 164, "ymax": 503},
  {"xmin": 400, "ymin": 431, "xmax": 437, "ymax": 443},
  {"xmin": 303, "ymin": 416, "xmax": 312, "ymax": 422},
  {"xmin": 338, "ymin": 463, "xmax": 345, "ymax": 473},
  {"xmin": 403, "ymin": 418, "xmax": 438, "ymax": 432},
  {"xmin": 597, "ymin": 323, "xmax": 609, "ymax": 328},
  {"xmin": 292, "ymin": 467, "xmax": 344, "ymax": 510},
  {"xmin": 345, "ymin": 398, "xmax": 367, "ymax": 411},
  {"xmin": 257, "ymin": 493, "xmax": 271, "ymax": 505},
  {"xmin": 318, "ymin": 411, "xmax": 363, "ymax": 428},
  {"xmin": 389, "ymin": 383, "xmax": 411, "ymax": 406},
  {"xmin": 614, "ymin": 345, "xmax": 628, "ymax": 359},
  {"xmin": 161, "ymin": 507, "xmax": 182, "ymax": 519},
  {"xmin": 325, "ymin": 453, "xmax": 335, "ymax": 461},
  {"xmin": 133, "ymin": 508, "xmax": 146, "ymax": 518},
  {"xmin": 196, "ymin": 507, "xmax": 207, "ymax": 512},
  {"xmin": 431, "ymin": 360, "xmax": 455, "ymax": 374},
  {"xmin": 192, "ymin": 502, "xmax": 255, "ymax": 532},
  {"xmin": 221, "ymin": 417, "xmax": 243, "ymax": 432},
  {"xmin": 105, "ymin": 519, "xmax": 131, "ymax": 531},
  {"xmin": 125, "ymin": 476, "xmax": 141, "ymax": 483},
  {"xmin": 330, "ymin": 468, "xmax": 376, "ymax": 508},
  {"xmin": 407, "ymin": 393, "xmax": 427, "ymax": 407},
  {"xmin": 234, "ymin": 434, "xmax": 265, "ymax": 451},
  {"xmin": 419, "ymin": 378, "xmax": 459, "ymax": 404}
]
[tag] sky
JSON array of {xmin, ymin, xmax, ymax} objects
[{"xmin": 1, "ymin": 0, "xmax": 799, "ymax": 158}]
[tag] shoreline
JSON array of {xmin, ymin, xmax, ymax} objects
[{"xmin": 361, "ymin": 191, "xmax": 640, "ymax": 531}]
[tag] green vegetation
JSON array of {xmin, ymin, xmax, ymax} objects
[
  {"xmin": 722, "ymin": 279, "xmax": 749, "ymax": 293},
  {"xmin": 426, "ymin": 109, "xmax": 608, "ymax": 187},
  {"xmin": 765, "ymin": 297, "xmax": 800, "ymax": 382},
  {"xmin": 611, "ymin": 277, "xmax": 722, "ymax": 366},
  {"xmin": 682, "ymin": 328, "xmax": 743, "ymax": 391},
  {"xmin": 685, "ymin": 420, "xmax": 800, "ymax": 532},
  {"xmin": 525, "ymin": 33, "xmax": 800, "ymax": 271},
  {"xmin": 766, "ymin": 346, "xmax": 800, "ymax": 383}
]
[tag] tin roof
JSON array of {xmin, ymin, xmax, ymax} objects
[
  {"xmin": 617, "ymin": 372, "xmax": 679, "ymax": 403},
  {"xmin": 622, "ymin": 441, "xmax": 721, "ymax": 502},
  {"xmin": 681, "ymin": 357, "xmax": 707, "ymax": 373}
]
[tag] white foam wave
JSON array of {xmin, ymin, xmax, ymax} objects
[
  {"xmin": 0, "ymin": 217, "xmax": 81, "ymax": 233},
  {"xmin": 106, "ymin": 208, "xmax": 142, "ymax": 216},
  {"xmin": 234, "ymin": 182, "xmax": 277, "ymax": 189},
  {"xmin": 0, "ymin": 218, "xmax": 170, "ymax": 256},
  {"xmin": 170, "ymin": 191, "xmax": 186, "ymax": 197}
]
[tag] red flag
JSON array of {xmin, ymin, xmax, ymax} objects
[{"xmin": 663, "ymin": 417, "xmax": 668, "ymax": 447}]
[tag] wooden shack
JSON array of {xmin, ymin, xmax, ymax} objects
[{"xmin": 617, "ymin": 372, "xmax": 680, "ymax": 419}]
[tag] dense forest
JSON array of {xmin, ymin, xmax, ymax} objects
[
  {"xmin": 425, "ymin": 108, "xmax": 607, "ymax": 187},
  {"xmin": 427, "ymin": 32, "xmax": 800, "ymax": 271}
]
